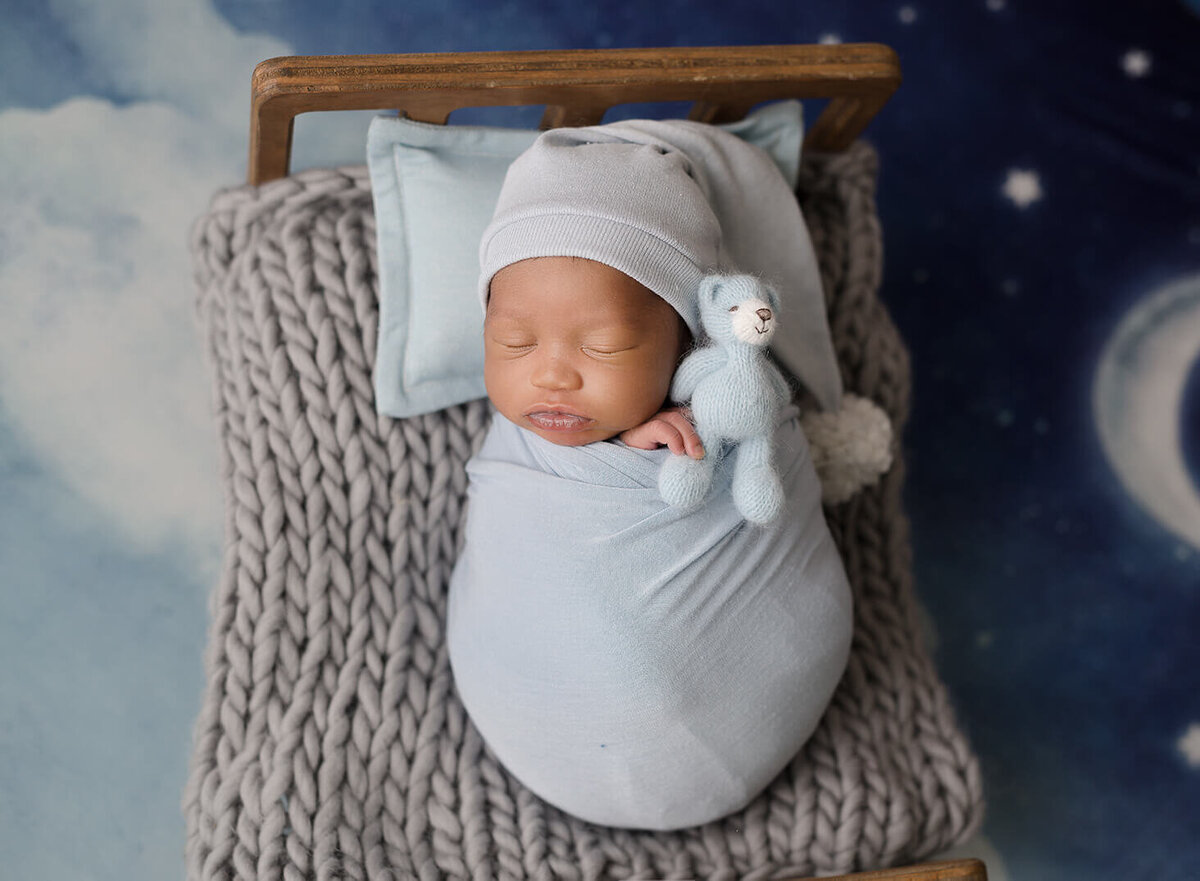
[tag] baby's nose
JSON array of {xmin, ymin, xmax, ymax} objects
[
  {"xmin": 532, "ymin": 355, "xmax": 582, "ymax": 390},
  {"xmin": 756, "ymin": 308, "xmax": 773, "ymax": 322}
]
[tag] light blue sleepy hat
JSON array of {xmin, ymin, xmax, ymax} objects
[{"xmin": 477, "ymin": 117, "xmax": 844, "ymax": 413}]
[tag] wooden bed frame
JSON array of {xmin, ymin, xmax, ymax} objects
[
  {"xmin": 248, "ymin": 43, "xmax": 901, "ymax": 184},
  {"xmin": 243, "ymin": 42, "xmax": 985, "ymax": 881}
]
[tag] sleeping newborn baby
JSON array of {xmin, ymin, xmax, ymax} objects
[{"xmin": 446, "ymin": 118, "xmax": 853, "ymax": 831}]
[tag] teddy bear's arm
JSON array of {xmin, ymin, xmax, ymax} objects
[
  {"xmin": 766, "ymin": 361, "xmax": 793, "ymax": 404},
  {"xmin": 670, "ymin": 346, "xmax": 726, "ymax": 402}
]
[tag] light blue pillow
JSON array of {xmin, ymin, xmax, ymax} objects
[{"xmin": 368, "ymin": 102, "xmax": 806, "ymax": 418}]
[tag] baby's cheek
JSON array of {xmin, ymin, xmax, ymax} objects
[
  {"xmin": 651, "ymin": 359, "xmax": 678, "ymax": 404},
  {"xmin": 483, "ymin": 359, "xmax": 522, "ymax": 419},
  {"xmin": 622, "ymin": 372, "xmax": 675, "ymax": 429}
]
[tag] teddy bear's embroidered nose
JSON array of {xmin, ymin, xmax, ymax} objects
[{"xmin": 757, "ymin": 308, "xmax": 773, "ymax": 322}]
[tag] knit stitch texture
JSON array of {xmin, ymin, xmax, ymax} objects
[{"xmin": 184, "ymin": 141, "xmax": 983, "ymax": 880}]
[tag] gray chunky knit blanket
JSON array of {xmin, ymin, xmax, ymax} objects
[{"xmin": 185, "ymin": 142, "xmax": 983, "ymax": 881}]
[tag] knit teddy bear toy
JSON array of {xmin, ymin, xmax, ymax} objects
[{"xmin": 659, "ymin": 273, "xmax": 791, "ymax": 524}]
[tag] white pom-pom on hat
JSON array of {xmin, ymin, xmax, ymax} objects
[{"xmin": 800, "ymin": 394, "xmax": 895, "ymax": 504}]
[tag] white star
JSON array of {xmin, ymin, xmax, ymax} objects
[
  {"xmin": 1122, "ymin": 48, "xmax": 1152, "ymax": 78},
  {"xmin": 818, "ymin": 33, "xmax": 843, "ymax": 45},
  {"xmin": 1002, "ymin": 168, "xmax": 1043, "ymax": 208},
  {"xmin": 899, "ymin": 5, "xmax": 918, "ymax": 24},
  {"xmin": 1179, "ymin": 723, "xmax": 1200, "ymax": 768}
]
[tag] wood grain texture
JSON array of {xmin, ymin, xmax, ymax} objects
[
  {"xmin": 248, "ymin": 44, "xmax": 901, "ymax": 183},
  {"xmin": 782, "ymin": 858, "xmax": 989, "ymax": 881}
]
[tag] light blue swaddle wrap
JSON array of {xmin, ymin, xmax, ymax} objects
[{"xmin": 447, "ymin": 406, "xmax": 853, "ymax": 831}]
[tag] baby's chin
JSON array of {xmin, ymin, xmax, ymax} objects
[{"xmin": 522, "ymin": 421, "xmax": 618, "ymax": 447}]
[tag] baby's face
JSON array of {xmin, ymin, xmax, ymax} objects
[{"xmin": 484, "ymin": 256, "xmax": 685, "ymax": 446}]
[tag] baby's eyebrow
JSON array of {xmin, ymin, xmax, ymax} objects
[
  {"xmin": 583, "ymin": 326, "xmax": 641, "ymax": 339},
  {"xmin": 483, "ymin": 307, "xmax": 532, "ymax": 324},
  {"xmin": 485, "ymin": 306, "xmax": 644, "ymax": 338}
]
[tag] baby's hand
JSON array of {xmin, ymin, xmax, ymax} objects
[{"xmin": 619, "ymin": 407, "xmax": 704, "ymax": 459}]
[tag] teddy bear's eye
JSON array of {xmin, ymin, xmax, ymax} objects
[{"xmin": 728, "ymin": 305, "xmax": 739, "ymax": 312}]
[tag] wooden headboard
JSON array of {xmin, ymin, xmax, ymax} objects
[{"xmin": 248, "ymin": 43, "xmax": 901, "ymax": 184}]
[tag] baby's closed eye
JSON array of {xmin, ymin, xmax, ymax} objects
[
  {"xmin": 488, "ymin": 338, "xmax": 537, "ymax": 359},
  {"xmin": 582, "ymin": 343, "xmax": 638, "ymax": 358}
]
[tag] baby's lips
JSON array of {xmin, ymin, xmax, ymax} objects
[{"xmin": 525, "ymin": 410, "xmax": 595, "ymax": 431}]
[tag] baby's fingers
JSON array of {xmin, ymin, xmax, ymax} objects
[
  {"xmin": 618, "ymin": 425, "xmax": 659, "ymax": 449},
  {"xmin": 660, "ymin": 411, "xmax": 704, "ymax": 459},
  {"xmin": 662, "ymin": 427, "xmax": 687, "ymax": 456}
]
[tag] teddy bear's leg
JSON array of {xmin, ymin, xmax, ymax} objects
[
  {"xmin": 731, "ymin": 435, "xmax": 784, "ymax": 524},
  {"xmin": 658, "ymin": 429, "xmax": 719, "ymax": 510}
]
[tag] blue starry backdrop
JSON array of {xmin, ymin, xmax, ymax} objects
[{"xmin": 1, "ymin": 1, "xmax": 1197, "ymax": 879}]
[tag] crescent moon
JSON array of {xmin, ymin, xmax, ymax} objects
[{"xmin": 1093, "ymin": 274, "xmax": 1200, "ymax": 550}]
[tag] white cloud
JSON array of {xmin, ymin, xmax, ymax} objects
[
  {"xmin": 0, "ymin": 0, "xmax": 369, "ymax": 558},
  {"xmin": 42, "ymin": 0, "xmax": 374, "ymax": 172},
  {"xmin": 45, "ymin": 0, "xmax": 287, "ymax": 131},
  {"xmin": 0, "ymin": 99, "xmax": 233, "ymax": 556}
]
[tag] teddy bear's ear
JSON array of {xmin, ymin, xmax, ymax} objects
[
  {"xmin": 763, "ymin": 282, "xmax": 782, "ymax": 313},
  {"xmin": 698, "ymin": 274, "xmax": 724, "ymax": 305}
]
